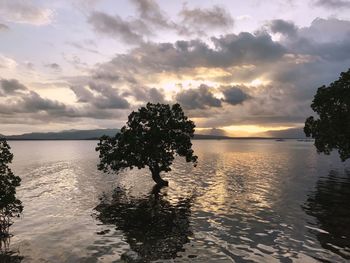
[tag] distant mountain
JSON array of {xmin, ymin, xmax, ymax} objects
[
  {"xmin": 193, "ymin": 134, "xmax": 232, "ymax": 140},
  {"xmin": 4, "ymin": 129, "xmax": 119, "ymax": 140},
  {"xmin": 2, "ymin": 129, "xmax": 233, "ymax": 140},
  {"xmin": 262, "ymin": 128, "xmax": 307, "ymax": 139},
  {"xmin": 1, "ymin": 127, "xmax": 308, "ymax": 140},
  {"xmin": 197, "ymin": 128, "xmax": 229, "ymax": 137}
]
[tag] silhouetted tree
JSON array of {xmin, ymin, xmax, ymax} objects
[
  {"xmin": 0, "ymin": 237, "xmax": 23, "ymax": 263},
  {"xmin": 0, "ymin": 139, "xmax": 23, "ymax": 238},
  {"xmin": 96, "ymin": 103, "xmax": 197, "ymax": 186},
  {"xmin": 304, "ymin": 69, "xmax": 350, "ymax": 161}
]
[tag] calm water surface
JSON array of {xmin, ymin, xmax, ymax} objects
[{"xmin": 2, "ymin": 140, "xmax": 350, "ymax": 262}]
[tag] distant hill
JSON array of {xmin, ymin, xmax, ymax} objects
[
  {"xmin": 2, "ymin": 129, "xmax": 232, "ymax": 140},
  {"xmin": 3, "ymin": 129, "xmax": 119, "ymax": 140},
  {"xmin": 1, "ymin": 127, "xmax": 308, "ymax": 140},
  {"xmin": 2, "ymin": 129, "xmax": 234, "ymax": 140},
  {"xmin": 262, "ymin": 128, "xmax": 307, "ymax": 139},
  {"xmin": 193, "ymin": 134, "xmax": 232, "ymax": 140}
]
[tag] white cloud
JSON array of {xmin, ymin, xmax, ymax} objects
[
  {"xmin": 0, "ymin": 54, "xmax": 17, "ymax": 69},
  {"xmin": 0, "ymin": 0, "xmax": 53, "ymax": 25}
]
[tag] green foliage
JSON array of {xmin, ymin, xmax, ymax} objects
[
  {"xmin": 96, "ymin": 103, "xmax": 197, "ymax": 184},
  {"xmin": 304, "ymin": 69, "xmax": 350, "ymax": 161},
  {"xmin": 0, "ymin": 139, "xmax": 23, "ymax": 237}
]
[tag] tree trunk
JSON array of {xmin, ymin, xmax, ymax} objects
[{"xmin": 150, "ymin": 166, "xmax": 169, "ymax": 186}]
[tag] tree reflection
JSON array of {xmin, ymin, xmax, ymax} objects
[
  {"xmin": 0, "ymin": 238, "xmax": 23, "ymax": 263},
  {"xmin": 303, "ymin": 170, "xmax": 350, "ymax": 260},
  {"xmin": 95, "ymin": 185, "xmax": 193, "ymax": 261}
]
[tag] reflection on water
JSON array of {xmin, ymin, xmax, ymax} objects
[
  {"xmin": 0, "ymin": 238, "xmax": 23, "ymax": 263},
  {"xmin": 6, "ymin": 140, "xmax": 350, "ymax": 262},
  {"xmin": 303, "ymin": 170, "xmax": 350, "ymax": 260},
  {"xmin": 95, "ymin": 185, "xmax": 192, "ymax": 262}
]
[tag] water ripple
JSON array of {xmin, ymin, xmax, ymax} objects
[{"xmin": 4, "ymin": 140, "xmax": 350, "ymax": 262}]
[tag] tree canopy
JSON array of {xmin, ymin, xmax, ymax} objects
[
  {"xmin": 0, "ymin": 139, "xmax": 23, "ymax": 237},
  {"xmin": 304, "ymin": 69, "xmax": 350, "ymax": 161},
  {"xmin": 96, "ymin": 103, "xmax": 197, "ymax": 185}
]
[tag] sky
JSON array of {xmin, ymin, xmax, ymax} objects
[{"xmin": 0, "ymin": 0, "xmax": 350, "ymax": 136}]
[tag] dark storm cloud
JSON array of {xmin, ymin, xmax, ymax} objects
[
  {"xmin": 89, "ymin": 1, "xmax": 234, "ymax": 41},
  {"xmin": 268, "ymin": 19, "xmax": 297, "ymax": 36},
  {"xmin": 130, "ymin": 1, "xmax": 234, "ymax": 36},
  {"xmin": 175, "ymin": 84, "xmax": 222, "ymax": 109},
  {"xmin": 94, "ymin": 32, "xmax": 286, "ymax": 80},
  {"xmin": 70, "ymin": 85, "xmax": 94, "ymax": 103},
  {"xmin": 71, "ymin": 82, "xmax": 130, "ymax": 109},
  {"xmin": 123, "ymin": 86, "xmax": 166, "ymax": 103},
  {"xmin": 0, "ymin": 79, "xmax": 26, "ymax": 96},
  {"xmin": 0, "ymin": 23, "xmax": 9, "ymax": 31},
  {"xmin": 88, "ymin": 11, "xmax": 145, "ymax": 44},
  {"xmin": 0, "ymin": 79, "xmax": 125, "ymax": 122},
  {"xmin": 148, "ymin": 87, "xmax": 165, "ymax": 103},
  {"xmin": 313, "ymin": 0, "xmax": 350, "ymax": 8},
  {"xmin": 211, "ymin": 33, "xmax": 286, "ymax": 65},
  {"xmin": 82, "ymin": 17, "xmax": 350, "ymax": 128},
  {"xmin": 221, "ymin": 86, "xmax": 250, "ymax": 105},
  {"xmin": 0, "ymin": 79, "xmax": 66, "ymax": 114},
  {"xmin": 299, "ymin": 18, "xmax": 350, "ymax": 42},
  {"xmin": 3, "ymin": 14, "xmax": 349, "ymax": 129},
  {"xmin": 130, "ymin": 0, "xmax": 172, "ymax": 29},
  {"xmin": 22, "ymin": 91, "xmax": 67, "ymax": 111},
  {"xmin": 92, "ymin": 70, "xmax": 121, "ymax": 82},
  {"xmin": 179, "ymin": 4, "xmax": 234, "ymax": 34},
  {"xmin": 284, "ymin": 19, "xmax": 350, "ymax": 61},
  {"xmin": 174, "ymin": 84, "xmax": 249, "ymax": 111}
]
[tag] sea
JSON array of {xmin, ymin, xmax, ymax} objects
[{"xmin": 2, "ymin": 140, "xmax": 350, "ymax": 262}]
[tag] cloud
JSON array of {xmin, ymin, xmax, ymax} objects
[
  {"xmin": 175, "ymin": 84, "xmax": 222, "ymax": 109},
  {"xmin": 71, "ymin": 0, "xmax": 103, "ymax": 12},
  {"xmin": 45, "ymin": 63, "xmax": 62, "ymax": 71},
  {"xmin": 93, "ymin": 32, "xmax": 286, "ymax": 83},
  {"xmin": 0, "ymin": 23, "xmax": 9, "ymax": 31},
  {"xmin": 3, "ymin": 14, "xmax": 350, "ymax": 131},
  {"xmin": 221, "ymin": 86, "xmax": 250, "ymax": 105},
  {"xmin": 123, "ymin": 86, "xmax": 166, "ymax": 103},
  {"xmin": 71, "ymin": 82, "xmax": 130, "ymax": 109},
  {"xmin": 66, "ymin": 41, "xmax": 101, "ymax": 54},
  {"xmin": 0, "ymin": 0, "xmax": 52, "ymax": 25},
  {"xmin": 268, "ymin": 19, "xmax": 297, "ymax": 37},
  {"xmin": 24, "ymin": 61, "xmax": 34, "ymax": 70},
  {"xmin": 0, "ymin": 79, "xmax": 26, "ymax": 96},
  {"xmin": 22, "ymin": 91, "xmax": 67, "ymax": 112},
  {"xmin": 0, "ymin": 79, "xmax": 125, "ymax": 122},
  {"xmin": 298, "ymin": 18, "xmax": 350, "ymax": 43},
  {"xmin": 199, "ymin": 128, "xmax": 228, "ymax": 136},
  {"xmin": 131, "ymin": 0, "xmax": 171, "ymax": 29},
  {"xmin": 89, "ymin": 2, "xmax": 234, "ymax": 43},
  {"xmin": 179, "ymin": 4, "xmax": 234, "ymax": 35},
  {"xmin": 313, "ymin": 0, "xmax": 350, "ymax": 8},
  {"xmin": 77, "ymin": 17, "xmax": 350, "ymax": 129},
  {"xmin": 0, "ymin": 79, "xmax": 66, "ymax": 115},
  {"xmin": 0, "ymin": 54, "xmax": 17, "ymax": 69},
  {"xmin": 88, "ymin": 11, "xmax": 145, "ymax": 44},
  {"xmin": 174, "ymin": 84, "xmax": 249, "ymax": 111}
]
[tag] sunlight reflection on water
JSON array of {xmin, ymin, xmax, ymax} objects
[{"xmin": 4, "ymin": 140, "xmax": 350, "ymax": 262}]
